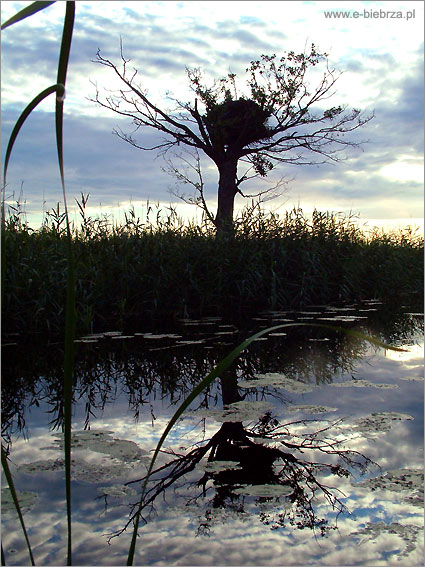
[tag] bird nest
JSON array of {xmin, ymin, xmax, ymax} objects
[{"xmin": 203, "ymin": 98, "xmax": 273, "ymax": 148}]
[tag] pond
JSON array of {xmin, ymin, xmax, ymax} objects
[{"xmin": 2, "ymin": 299, "xmax": 424, "ymax": 566}]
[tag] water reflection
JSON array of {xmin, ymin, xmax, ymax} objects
[
  {"xmin": 2, "ymin": 300, "xmax": 422, "ymax": 441},
  {"xmin": 114, "ymin": 367, "xmax": 375, "ymax": 543},
  {"xmin": 1, "ymin": 300, "xmax": 423, "ymax": 565}
]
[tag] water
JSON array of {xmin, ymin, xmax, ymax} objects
[{"xmin": 2, "ymin": 300, "xmax": 423, "ymax": 566}]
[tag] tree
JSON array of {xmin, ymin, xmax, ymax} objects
[
  {"xmin": 91, "ymin": 43, "xmax": 373, "ymax": 234},
  {"xmin": 104, "ymin": 368, "xmax": 376, "ymax": 542}
]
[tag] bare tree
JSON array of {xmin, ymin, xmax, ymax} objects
[
  {"xmin": 161, "ymin": 148, "xmax": 290, "ymax": 229},
  {"xmin": 102, "ymin": 368, "xmax": 377, "ymax": 542},
  {"xmin": 90, "ymin": 43, "xmax": 373, "ymax": 235},
  {"xmin": 104, "ymin": 412, "xmax": 376, "ymax": 542}
]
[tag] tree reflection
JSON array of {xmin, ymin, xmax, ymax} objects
[
  {"xmin": 2, "ymin": 304, "xmax": 422, "ymax": 443},
  {"xmin": 3, "ymin": 303, "xmax": 421, "ymax": 543},
  {"xmin": 109, "ymin": 368, "xmax": 375, "ymax": 541}
]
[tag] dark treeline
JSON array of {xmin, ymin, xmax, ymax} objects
[{"xmin": 3, "ymin": 201, "xmax": 423, "ymax": 336}]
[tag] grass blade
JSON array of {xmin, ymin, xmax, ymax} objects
[
  {"xmin": 54, "ymin": 3, "xmax": 76, "ymax": 566},
  {"xmin": 1, "ymin": 446, "xmax": 36, "ymax": 566},
  {"xmin": 1, "ymin": 1, "xmax": 56, "ymax": 30},
  {"xmin": 126, "ymin": 321, "xmax": 405, "ymax": 564},
  {"xmin": 2, "ymin": 85, "xmax": 64, "ymax": 186},
  {"xmin": 56, "ymin": 1, "xmax": 75, "ymax": 206}
]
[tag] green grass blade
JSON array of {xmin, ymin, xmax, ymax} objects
[
  {"xmin": 1, "ymin": 446, "xmax": 36, "ymax": 566},
  {"xmin": 54, "ymin": 4, "xmax": 76, "ymax": 566},
  {"xmin": 56, "ymin": 1, "xmax": 75, "ymax": 209},
  {"xmin": 1, "ymin": 1, "xmax": 56, "ymax": 30},
  {"xmin": 126, "ymin": 322, "xmax": 405, "ymax": 564},
  {"xmin": 2, "ymin": 85, "xmax": 64, "ymax": 186},
  {"xmin": 57, "ymin": 3, "xmax": 76, "ymax": 564},
  {"xmin": 1, "ymin": 185, "xmax": 5, "ymax": 318}
]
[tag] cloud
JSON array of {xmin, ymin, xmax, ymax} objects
[
  {"xmin": 1, "ymin": 1, "xmax": 423, "ymax": 229},
  {"xmin": 1, "ymin": 107, "xmax": 178, "ymax": 214}
]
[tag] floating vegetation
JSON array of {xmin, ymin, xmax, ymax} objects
[
  {"xmin": 297, "ymin": 311, "xmax": 323, "ymax": 315},
  {"xmin": 76, "ymin": 332, "xmax": 123, "ymax": 340},
  {"xmin": 286, "ymin": 404, "xmax": 338, "ymax": 414},
  {"xmin": 317, "ymin": 316, "xmax": 367, "ymax": 322},
  {"xmin": 352, "ymin": 412, "xmax": 414, "ymax": 436},
  {"xmin": 355, "ymin": 468, "xmax": 423, "ymax": 508},
  {"xmin": 19, "ymin": 459, "xmax": 64, "ymax": 473},
  {"xmin": 200, "ymin": 460, "xmax": 242, "ymax": 473},
  {"xmin": 138, "ymin": 333, "xmax": 182, "ymax": 339},
  {"xmin": 350, "ymin": 521, "xmax": 422, "ymax": 560},
  {"xmin": 214, "ymin": 331, "xmax": 237, "ymax": 336},
  {"xmin": 41, "ymin": 430, "xmax": 149, "ymax": 463},
  {"xmin": 19, "ymin": 457, "xmax": 130, "ymax": 483},
  {"xmin": 329, "ymin": 379, "xmax": 398, "ymax": 389},
  {"xmin": 1, "ymin": 488, "xmax": 38, "ymax": 515},
  {"xmin": 233, "ymin": 484, "xmax": 294, "ymax": 497},
  {"xmin": 181, "ymin": 320, "xmax": 217, "ymax": 326},
  {"xmin": 97, "ymin": 484, "xmax": 137, "ymax": 499},
  {"xmin": 176, "ymin": 339, "xmax": 206, "ymax": 345},
  {"xmin": 190, "ymin": 400, "xmax": 273, "ymax": 423},
  {"xmin": 399, "ymin": 375, "xmax": 423, "ymax": 381},
  {"xmin": 238, "ymin": 373, "xmax": 315, "ymax": 393}
]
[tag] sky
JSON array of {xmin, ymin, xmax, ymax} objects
[{"xmin": 1, "ymin": 0, "xmax": 424, "ymax": 232}]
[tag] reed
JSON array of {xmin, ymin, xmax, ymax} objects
[
  {"xmin": 3, "ymin": 197, "xmax": 423, "ymax": 337},
  {"xmin": 2, "ymin": 2, "xmax": 75, "ymax": 565}
]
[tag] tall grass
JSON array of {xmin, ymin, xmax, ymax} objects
[
  {"xmin": 2, "ymin": 2, "xmax": 75, "ymax": 565},
  {"xmin": 3, "ymin": 197, "xmax": 423, "ymax": 337}
]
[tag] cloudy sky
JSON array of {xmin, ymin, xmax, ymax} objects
[{"xmin": 1, "ymin": 0, "xmax": 423, "ymax": 231}]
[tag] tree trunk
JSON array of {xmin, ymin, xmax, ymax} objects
[
  {"xmin": 219, "ymin": 367, "xmax": 242, "ymax": 406},
  {"xmin": 215, "ymin": 158, "xmax": 238, "ymax": 236}
]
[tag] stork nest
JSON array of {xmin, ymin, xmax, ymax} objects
[{"xmin": 203, "ymin": 98, "xmax": 273, "ymax": 149}]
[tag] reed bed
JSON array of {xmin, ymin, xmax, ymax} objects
[{"xmin": 3, "ymin": 198, "xmax": 423, "ymax": 337}]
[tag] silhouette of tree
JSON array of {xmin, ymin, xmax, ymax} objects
[
  {"xmin": 105, "ymin": 369, "xmax": 376, "ymax": 541},
  {"xmin": 91, "ymin": 43, "xmax": 373, "ymax": 234}
]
